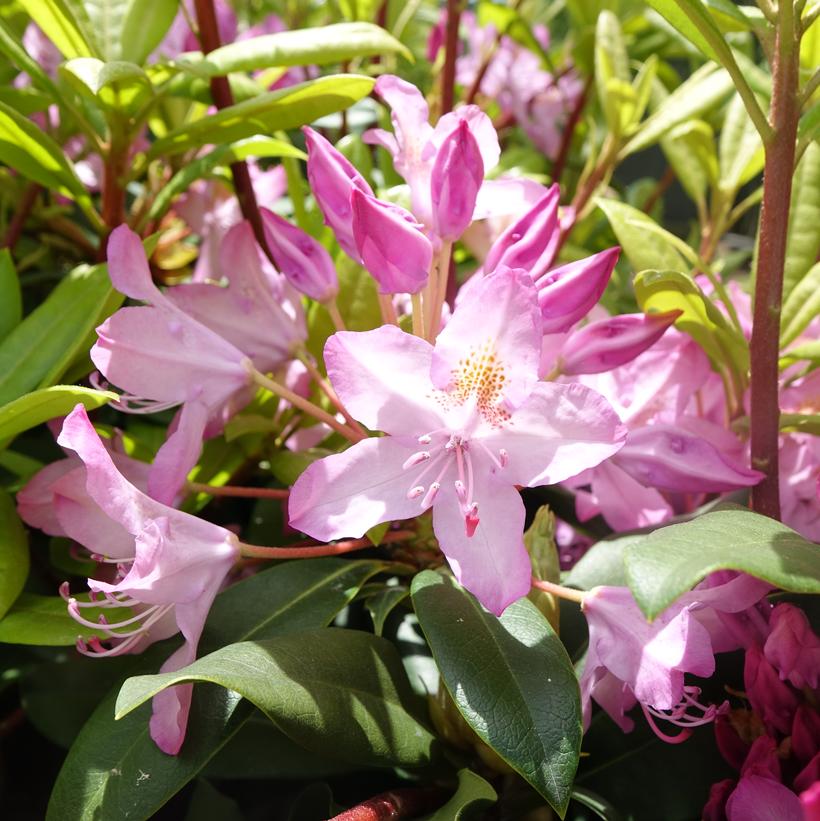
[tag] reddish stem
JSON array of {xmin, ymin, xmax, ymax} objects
[
  {"xmin": 642, "ymin": 165, "xmax": 676, "ymax": 214},
  {"xmin": 329, "ymin": 788, "xmax": 449, "ymax": 821},
  {"xmin": 2, "ymin": 183, "xmax": 40, "ymax": 251},
  {"xmin": 239, "ymin": 529, "xmax": 415, "ymax": 560},
  {"xmin": 440, "ymin": 0, "xmax": 462, "ymax": 115},
  {"xmin": 552, "ymin": 76, "xmax": 591, "ymax": 185},
  {"xmin": 192, "ymin": 0, "xmax": 275, "ymax": 265},
  {"xmin": 750, "ymin": 6, "xmax": 800, "ymax": 519},
  {"xmin": 189, "ymin": 483, "xmax": 289, "ymax": 499}
]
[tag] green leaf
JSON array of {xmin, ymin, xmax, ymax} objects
[
  {"xmin": 595, "ymin": 12, "xmax": 631, "ymax": 136},
  {"xmin": 779, "ymin": 413, "xmax": 820, "ymax": 435},
  {"xmin": 365, "ymin": 585, "xmax": 409, "ymax": 636},
  {"xmin": 644, "ymin": 0, "xmax": 725, "ymax": 62},
  {"xmin": 781, "ymin": 261, "xmax": 820, "ymax": 346},
  {"xmin": 624, "ymin": 508, "xmax": 820, "ymax": 619},
  {"xmin": 47, "ymin": 558, "xmax": 385, "ymax": 821},
  {"xmin": 0, "ymin": 386, "xmax": 117, "ymax": 444},
  {"xmin": 60, "ymin": 58, "xmax": 153, "ymax": 114},
  {"xmin": 411, "ymin": 571, "xmax": 581, "ymax": 817},
  {"xmin": 0, "ymin": 99, "xmax": 94, "ymax": 207},
  {"xmin": 780, "ymin": 339, "xmax": 820, "ymax": 368},
  {"xmin": 147, "ymin": 75, "xmax": 374, "ymax": 159},
  {"xmin": 0, "ymin": 249, "xmax": 21, "ymax": 339},
  {"xmin": 18, "ymin": 0, "xmax": 97, "ymax": 58},
  {"xmin": 565, "ymin": 535, "xmax": 641, "ymax": 590},
  {"xmin": 420, "ymin": 770, "xmax": 497, "ymax": 820},
  {"xmin": 719, "ymin": 93, "xmax": 764, "ymax": 194},
  {"xmin": 0, "ymin": 491, "xmax": 28, "ymax": 621},
  {"xmin": 0, "ymin": 593, "xmax": 128, "ymax": 645},
  {"xmin": 117, "ymin": 0, "xmax": 178, "ymax": 65},
  {"xmin": 0, "ymin": 16, "xmax": 65, "ymax": 102},
  {"xmin": 661, "ymin": 120, "xmax": 718, "ymax": 208},
  {"xmin": 782, "ymin": 142, "xmax": 820, "ymax": 301},
  {"xmin": 115, "ymin": 629, "xmax": 436, "ymax": 768},
  {"xmin": 178, "ymin": 23, "xmax": 411, "ymax": 76},
  {"xmin": 597, "ymin": 199, "xmax": 689, "ymax": 272},
  {"xmin": 184, "ymin": 780, "xmax": 243, "ymax": 821},
  {"xmin": 621, "ymin": 65, "xmax": 733, "ymax": 157},
  {"xmin": 633, "ymin": 269, "xmax": 749, "ymax": 376},
  {"xmin": 0, "ymin": 262, "xmax": 119, "ymax": 406}
]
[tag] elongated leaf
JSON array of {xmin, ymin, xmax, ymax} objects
[
  {"xmin": 781, "ymin": 261, "xmax": 820, "ymax": 346},
  {"xmin": 565, "ymin": 535, "xmax": 642, "ymax": 590},
  {"xmin": 780, "ymin": 339, "xmax": 820, "ymax": 368},
  {"xmin": 0, "ymin": 491, "xmax": 28, "ymax": 621},
  {"xmin": 644, "ymin": 0, "xmax": 722, "ymax": 61},
  {"xmin": 179, "ymin": 22, "xmax": 411, "ymax": 76},
  {"xmin": 595, "ymin": 12, "xmax": 631, "ymax": 136},
  {"xmin": 47, "ymin": 559, "xmax": 385, "ymax": 821},
  {"xmin": 782, "ymin": 142, "xmax": 820, "ymax": 300},
  {"xmin": 116, "ymin": 630, "xmax": 436, "ymax": 768},
  {"xmin": 60, "ymin": 58, "xmax": 153, "ymax": 114},
  {"xmin": 661, "ymin": 120, "xmax": 717, "ymax": 207},
  {"xmin": 412, "ymin": 571, "xmax": 581, "ymax": 817},
  {"xmin": 0, "ymin": 263, "xmax": 117, "ymax": 406},
  {"xmin": 621, "ymin": 65, "xmax": 733, "ymax": 157},
  {"xmin": 719, "ymin": 93, "xmax": 764, "ymax": 194},
  {"xmin": 0, "ymin": 386, "xmax": 117, "ymax": 444},
  {"xmin": 147, "ymin": 75, "xmax": 374, "ymax": 159},
  {"xmin": 0, "ymin": 593, "xmax": 125, "ymax": 645},
  {"xmin": 0, "ymin": 249, "xmax": 21, "ymax": 339},
  {"xmin": 18, "ymin": 0, "xmax": 97, "ymax": 58},
  {"xmin": 421, "ymin": 770, "xmax": 497, "ymax": 821},
  {"xmin": 0, "ymin": 16, "xmax": 65, "ymax": 102},
  {"xmin": 118, "ymin": 0, "xmax": 179, "ymax": 65},
  {"xmin": 0, "ymin": 100, "xmax": 92, "ymax": 206},
  {"xmin": 597, "ymin": 199, "xmax": 689, "ymax": 272},
  {"xmin": 624, "ymin": 508, "xmax": 820, "ymax": 619}
]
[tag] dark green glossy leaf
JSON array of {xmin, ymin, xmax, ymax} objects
[
  {"xmin": 0, "ymin": 248, "xmax": 21, "ymax": 340},
  {"xmin": 625, "ymin": 508, "xmax": 820, "ymax": 619},
  {"xmin": 0, "ymin": 490, "xmax": 27, "ymax": 621},
  {"xmin": 116, "ymin": 629, "xmax": 437, "ymax": 768},
  {"xmin": 47, "ymin": 559, "xmax": 385, "ymax": 821},
  {"xmin": 411, "ymin": 571, "xmax": 581, "ymax": 817}
]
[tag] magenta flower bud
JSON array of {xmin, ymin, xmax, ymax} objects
[
  {"xmin": 431, "ymin": 119, "xmax": 484, "ymax": 242},
  {"xmin": 351, "ymin": 188, "xmax": 432, "ymax": 294},
  {"xmin": 302, "ymin": 126, "xmax": 373, "ymax": 260},
  {"xmin": 744, "ymin": 644, "xmax": 800, "ymax": 735},
  {"xmin": 260, "ymin": 208, "xmax": 338, "ymax": 303},
  {"xmin": 763, "ymin": 603, "xmax": 820, "ymax": 690},
  {"xmin": 558, "ymin": 310, "xmax": 681, "ymax": 375},
  {"xmin": 535, "ymin": 246, "xmax": 619, "ymax": 333},
  {"xmin": 484, "ymin": 185, "xmax": 560, "ymax": 276},
  {"xmin": 613, "ymin": 424, "xmax": 765, "ymax": 493}
]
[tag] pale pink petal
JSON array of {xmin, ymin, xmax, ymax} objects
[
  {"xmin": 324, "ymin": 326, "xmax": 445, "ymax": 436},
  {"xmin": 587, "ymin": 461, "xmax": 673, "ymax": 532},
  {"xmin": 472, "ymin": 177, "xmax": 550, "ymax": 221},
  {"xmin": 53, "ymin": 493, "xmax": 136, "ymax": 559},
  {"xmin": 726, "ymin": 776, "xmax": 803, "ymax": 821},
  {"xmin": 288, "ymin": 437, "xmax": 431, "ymax": 542},
  {"xmin": 431, "ymin": 267, "xmax": 542, "ymax": 411},
  {"xmin": 16, "ymin": 458, "xmax": 82, "ymax": 535},
  {"xmin": 107, "ymin": 225, "xmax": 165, "ymax": 304},
  {"xmin": 434, "ymin": 105, "xmax": 500, "ymax": 173},
  {"xmin": 482, "ymin": 382, "xmax": 626, "ymax": 486},
  {"xmin": 432, "ymin": 472, "xmax": 531, "ymax": 616},
  {"xmin": 149, "ymin": 640, "xmax": 196, "ymax": 755}
]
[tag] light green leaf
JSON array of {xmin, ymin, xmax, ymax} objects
[
  {"xmin": 18, "ymin": 0, "xmax": 97, "ymax": 58},
  {"xmin": 118, "ymin": 0, "xmax": 179, "ymax": 65},
  {"xmin": 644, "ymin": 0, "xmax": 724, "ymax": 62},
  {"xmin": 60, "ymin": 58, "xmax": 153, "ymax": 113},
  {"xmin": 0, "ymin": 249, "xmax": 21, "ymax": 339},
  {"xmin": 0, "ymin": 593, "xmax": 128, "ymax": 645},
  {"xmin": 412, "ymin": 571, "xmax": 581, "ymax": 817},
  {"xmin": 177, "ymin": 22, "xmax": 411, "ymax": 76},
  {"xmin": 661, "ymin": 119, "xmax": 718, "ymax": 207},
  {"xmin": 595, "ymin": 11, "xmax": 631, "ymax": 135},
  {"xmin": 0, "ymin": 491, "xmax": 28, "ymax": 621},
  {"xmin": 0, "ymin": 16, "xmax": 66, "ymax": 102},
  {"xmin": 780, "ymin": 339, "xmax": 820, "ymax": 368},
  {"xmin": 781, "ymin": 261, "xmax": 820, "ymax": 346},
  {"xmin": 115, "ymin": 630, "xmax": 436, "ymax": 768},
  {"xmin": 0, "ymin": 100, "xmax": 93, "ymax": 207},
  {"xmin": 621, "ymin": 65, "xmax": 733, "ymax": 157},
  {"xmin": 719, "ymin": 93, "xmax": 765, "ymax": 194},
  {"xmin": 47, "ymin": 559, "xmax": 385, "ymax": 821},
  {"xmin": 0, "ymin": 263, "xmax": 119, "ymax": 406},
  {"xmin": 597, "ymin": 199, "xmax": 689, "ymax": 272},
  {"xmin": 624, "ymin": 508, "xmax": 820, "ymax": 619},
  {"xmin": 565, "ymin": 535, "xmax": 642, "ymax": 590},
  {"xmin": 779, "ymin": 413, "xmax": 820, "ymax": 435},
  {"xmin": 147, "ymin": 75, "xmax": 374, "ymax": 159},
  {"xmin": 0, "ymin": 386, "xmax": 117, "ymax": 444},
  {"xmin": 783, "ymin": 142, "xmax": 820, "ymax": 300},
  {"xmin": 420, "ymin": 770, "xmax": 497, "ymax": 820}
]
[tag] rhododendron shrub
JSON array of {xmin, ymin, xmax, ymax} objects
[{"xmin": 0, "ymin": 1, "xmax": 817, "ymax": 819}]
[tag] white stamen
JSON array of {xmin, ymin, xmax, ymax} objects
[
  {"xmin": 402, "ymin": 451, "xmax": 431, "ymax": 470},
  {"xmin": 407, "ymin": 485, "xmax": 425, "ymax": 500},
  {"xmin": 418, "ymin": 434, "xmax": 432, "ymax": 445},
  {"xmin": 421, "ymin": 482, "xmax": 440, "ymax": 507},
  {"xmin": 454, "ymin": 480, "xmax": 467, "ymax": 504}
]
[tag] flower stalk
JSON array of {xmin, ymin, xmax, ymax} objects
[
  {"xmin": 238, "ymin": 529, "xmax": 416, "ymax": 560},
  {"xmin": 530, "ymin": 576, "xmax": 587, "ymax": 605}
]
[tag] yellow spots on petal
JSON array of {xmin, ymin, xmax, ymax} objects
[{"xmin": 431, "ymin": 339, "xmax": 511, "ymax": 427}]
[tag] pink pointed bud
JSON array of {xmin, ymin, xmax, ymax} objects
[
  {"xmin": 613, "ymin": 425, "xmax": 765, "ymax": 493},
  {"xmin": 558, "ymin": 310, "xmax": 681, "ymax": 375},
  {"xmin": 351, "ymin": 189, "xmax": 432, "ymax": 294},
  {"xmin": 302, "ymin": 126, "xmax": 373, "ymax": 259},
  {"xmin": 260, "ymin": 209, "xmax": 338, "ymax": 303},
  {"xmin": 484, "ymin": 186, "xmax": 560, "ymax": 276},
  {"xmin": 431, "ymin": 119, "xmax": 484, "ymax": 241},
  {"xmin": 535, "ymin": 246, "xmax": 620, "ymax": 333}
]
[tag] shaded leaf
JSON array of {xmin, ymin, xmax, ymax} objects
[
  {"xmin": 782, "ymin": 142, "xmax": 820, "ymax": 300},
  {"xmin": 0, "ymin": 249, "xmax": 21, "ymax": 339},
  {"xmin": 420, "ymin": 770, "xmax": 497, "ymax": 821},
  {"xmin": 0, "ymin": 490, "xmax": 28, "ymax": 621}
]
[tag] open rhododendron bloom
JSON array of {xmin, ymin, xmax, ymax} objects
[{"xmin": 289, "ymin": 267, "xmax": 626, "ymax": 614}]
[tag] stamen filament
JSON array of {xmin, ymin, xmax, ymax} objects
[{"xmin": 530, "ymin": 576, "xmax": 587, "ymax": 604}]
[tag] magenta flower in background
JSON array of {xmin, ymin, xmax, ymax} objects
[
  {"xmin": 763, "ymin": 603, "xmax": 820, "ymax": 689},
  {"xmin": 289, "ymin": 267, "xmax": 625, "ymax": 614},
  {"xmin": 54, "ymin": 405, "xmax": 239, "ymax": 755}
]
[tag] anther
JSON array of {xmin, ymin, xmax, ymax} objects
[
  {"xmin": 402, "ymin": 451, "xmax": 431, "ymax": 470},
  {"xmin": 499, "ymin": 448, "xmax": 509, "ymax": 467},
  {"xmin": 454, "ymin": 480, "xmax": 467, "ymax": 504},
  {"xmin": 418, "ymin": 434, "xmax": 432, "ymax": 445},
  {"xmin": 421, "ymin": 482, "xmax": 441, "ymax": 507},
  {"xmin": 407, "ymin": 485, "xmax": 425, "ymax": 500}
]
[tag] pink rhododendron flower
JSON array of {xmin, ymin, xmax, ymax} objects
[
  {"xmin": 55, "ymin": 405, "xmax": 239, "ymax": 755},
  {"xmin": 289, "ymin": 267, "xmax": 625, "ymax": 614},
  {"xmin": 580, "ymin": 574, "xmax": 771, "ymax": 738},
  {"xmin": 763, "ymin": 603, "xmax": 820, "ymax": 690}
]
